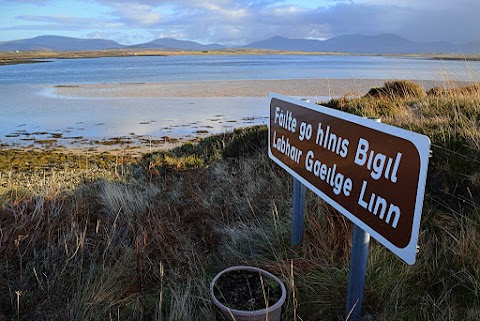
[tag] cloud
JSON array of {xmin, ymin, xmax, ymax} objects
[
  {"xmin": 315, "ymin": 1, "xmax": 480, "ymax": 43},
  {"xmin": 0, "ymin": 0, "xmax": 50, "ymax": 3},
  {"xmin": 7, "ymin": 14, "xmax": 123, "ymax": 31},
  {"xmin": 131, "ymin": 0, "xmax": 480, "ymax": 44},
  {"xmin": 86, "ymin": 30, "xmax": 149, "ymax": 44},
  {"xmin": 109, "ymin": 3, "xmax": 162, "ymax": 26},
  {"xmin": 0, "ymin": 0, "xmax": 478, "ymax": 45},
  {"xmin": 105, "ymin": 1, "xmax": 331, "ymax": 44}
]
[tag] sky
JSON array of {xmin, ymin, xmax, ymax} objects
[{"xmin": 0, "ymin": 0, "xmax": 478, "ymax": 45}]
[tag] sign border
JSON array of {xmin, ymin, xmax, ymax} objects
[{"xmin": 268, "ymin": 93, "xmax": 430, "ymax": 265}]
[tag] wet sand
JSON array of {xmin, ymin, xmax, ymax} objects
[
  {"xmin": 2, "ymin": 78, "xmax": 458, "ymax": 153},
  {"xmin": 53, "ymin": 78, "xmax": 452, "ymax": 98}
]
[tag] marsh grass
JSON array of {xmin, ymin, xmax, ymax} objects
[{"xmin": 0, "ymin": 81, "xmax": 479, "ymax": 320}]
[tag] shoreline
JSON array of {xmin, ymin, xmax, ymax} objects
[
  {"xmin": 52, "ymin": 78, "xmax": 461, "ymax": 98},
  {"xmin": 2, "ymin": 50, "xmax": 480, "ymax": 67},
  {"xmin": 0, "ymin": 126, "xmax": 235, "ymax": 156},
  {"xmin": 2, "ymin": 78, "xmax": 470, "ymax": 153}
]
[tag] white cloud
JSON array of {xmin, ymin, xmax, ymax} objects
[
  {"xmin": 111, "ymin": 3, "xmax": 162, "ymax": 26},
  {"xmin": 203, "ymin": 4, "xmax": 247, "ymax": 19},
  {"xmin": 7, "ymin": 14, "xmax": 124, "ymax": 31},
  {"xmin": 272, "ymin": 5, "xmax": 302, "ymax": 15}
]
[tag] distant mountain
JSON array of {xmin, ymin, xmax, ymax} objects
[
  {"xmin": 0, "ymin": 35, "xmax": 225, "ymax": 52},
  {"xmin": 242, "ymin": 36, "xmax": 323, "ymax": 52},
  {"xmin": 128, "ymin": 38, "xmax": 226, "ymax": 51},
  {"xmin": 0, "ymin": 35, "xmax": 125, "ymax": 51},
  {"xmin": 462, "ymin": 41, "xmax": 480, "ymax": 54},
  {"xmin": 243, "ymin": 34, "xmax": 479, "ymax": 54},
  {"xmin": 322, "ymin": 34, "xmax": 417, "ymax": 53},
  {"xmin": 0, "ymin": 34, "xmax": 478, "ymax": 54},
  {"xmin": 322, "ymin": 34, "xmax": 461, "ymax": 54}
]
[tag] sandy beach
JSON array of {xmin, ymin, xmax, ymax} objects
[
  {"xmin": 1, "ymin": 78, "xmax": 462, "ymax": 152},
  {"xmin": 53, "ymin": 78, "xmax": 453, "ymax": 98}
]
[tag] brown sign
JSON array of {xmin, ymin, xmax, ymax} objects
[{"xmin": 268, "ymin": 94, "xmax": 430, "ymax": 264}]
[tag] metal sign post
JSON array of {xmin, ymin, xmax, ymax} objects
[
  {"xmin": 345, "ymin": 117, "xmax": 379, "ymax": 321},
  {"xmin": 346, "ymin": 225, "xmax": 370, "ymax": 320},
  {"xmin": 291, "ymin": 178, "xmax": 306, "ymax": 246}
]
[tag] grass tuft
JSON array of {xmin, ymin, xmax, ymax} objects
[{"xmin": 366, "ymin": 80, "xmax": 427, "ymax": 99}]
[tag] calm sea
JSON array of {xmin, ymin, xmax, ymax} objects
[
  {"xmin": 0, "ymin": 54, "xmax": 479, "ymax": 147},
  {"xmin": 1, "ymin": 54, "xmax": 478, "ymax": 85}
]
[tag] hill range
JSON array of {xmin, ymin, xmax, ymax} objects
[{"xmin": 0, "ymin": 34, "xmax": 479, "ymax": 54}]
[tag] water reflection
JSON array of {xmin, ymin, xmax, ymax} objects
[{"xmin": 1, "ymin": 85, "xmax": 326, "ymax": 147}]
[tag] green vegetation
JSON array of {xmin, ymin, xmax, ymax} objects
[
  {"xmin": 0, "ymin": 148, "xmax": 139, "ymax": 172},
  {"xmin": 365, "ymin": 80, "xmax": 426, "ymax": 99},
  {"xmin": 0, "ymin": 58, "xmax": 49, "ymax": 66},
  {"xmin": 0, "ymin": 81, "xmax": 479, "ymax": 320}
]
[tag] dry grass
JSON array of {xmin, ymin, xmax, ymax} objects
[{"xmin": 1, "ymin": 81, "xmax": 479, "ymax": 320}]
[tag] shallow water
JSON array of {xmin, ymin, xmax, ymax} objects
[
  {"xmin": 0, "ymin": 84, "xmax": 274, "ymax": 146},
  {"xmin": 0, "ymin": 84, "xmax": 326, "ymax": 147},
  {"xmin": 1, "ymin": 54, "xmax": 479, "ymax": 147},
  {"xmin": 1, "ymin": 55, "xmax": 478, "ymax": 85}
]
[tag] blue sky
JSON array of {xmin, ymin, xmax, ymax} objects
[{"xmin": 0, "ymin": 0, "xmax": 478, "ymax": 45}]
